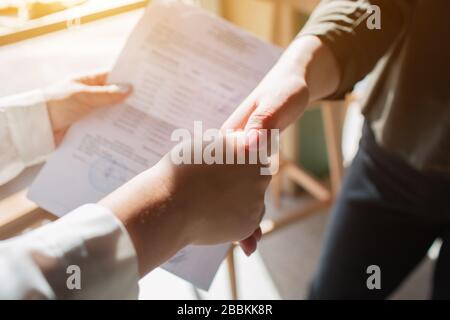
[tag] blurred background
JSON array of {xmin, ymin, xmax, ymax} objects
[{"xmin": 0, "ymin": 0, "xmax": 436, "ymax": 299}]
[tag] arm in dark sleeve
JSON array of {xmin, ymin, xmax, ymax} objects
[{"xmin": 299, "ymin": 0, "xmax": 416, "ymax": 98}]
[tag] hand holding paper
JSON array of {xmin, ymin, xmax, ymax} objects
[{"xmin": 43, "ymin": 72, "xmax": 132, "ymax": 145}]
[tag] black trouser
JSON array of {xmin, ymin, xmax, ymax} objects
[{"xmin": 309, "ymin": 123, "xmax": 450, "ymax": 299}]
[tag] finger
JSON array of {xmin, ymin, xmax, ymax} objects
[
  {"xmin": 243, "ymin": 87, "xmax": 310, "ymax": 132},
  {"xmin": 221, "ymin": 94, "xmax": 258, "ymax": 131},
  {"xmin": 253, "ymin": 227, "xmax": 262, "ymax": 242},
  {"xmin": 239, "ymin": 235, "xmax": 258, "ymax": 256},
  {"xmin": 81, "ymin": 83, "xmax": 132, "ymax": 94},
  {"xmin": 74, "ymin": 84, "xmax": 132, "ymax": 108},
  {"xmin": 258, "ymin": 204, "xmax": 266, "ymax": 224},
  {"xmin": 246, "ymin": 129, "xmax": 261, "ymax": 150},
  {"xmin": 76, "ymin": 72, "xmax": 109, "ymax": 86},
  {"xmin": 53, "ymin": 127, "xmax": 69, "ymax": 146},
  {"xmin": 243, "ymin": 103, "xmax": 277, "ymax": 131},
  {"xmin": 245, "ymin": 129, "xmax": 273, "ymax": 157}
]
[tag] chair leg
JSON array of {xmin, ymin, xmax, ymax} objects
[
  {"xmin": 271, "ymin": 157, "xmax": 283, "ymax": 208},
  {"xmin": 322, "ymin": 102, "xmax": 344, "ymax": 197},
  {"xmin": 283, "ymin": 162, "xmax": 331, "ymax": 201},
  {"xmin": 226, "ymin": 247, "xmax": 238, "ymax": 300}
]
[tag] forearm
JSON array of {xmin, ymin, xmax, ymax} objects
[
  {"xmin": 269, "ymin": 35, "xmax": 340, "ymax": 107},
  {"xmin": 299, "ymin": 0, "xmax": 414, "ymax": 98},
  {"xmin": 287, "ymin": 35, "xmax": 340, "ymax": 103},
  {"xmin": 99, "ymin": 162, "xmax": 189, "ymax": 277}
]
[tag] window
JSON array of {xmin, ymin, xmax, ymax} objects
[{"xmin": 0, "ymin": 0, "xmax": 149, "ymax": 45}]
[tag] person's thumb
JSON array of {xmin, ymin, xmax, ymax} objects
[
  {"xmin": 74, "ymin": 83, "xmax": 132, "ymax": 108},
  {"xmin": 82, "ymin": 83, "xmax": 131, "ymax": 94}
]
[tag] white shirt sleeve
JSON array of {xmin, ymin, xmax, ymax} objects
[
  {"xmin": 0, "ymin": 204, "xmax": 140, "ymax": 300},
  {"xmin": 0, "ymin": 90, "xmax": 55, "ymax": 186}
]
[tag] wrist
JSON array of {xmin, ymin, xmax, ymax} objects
[
  {"xmin": 268, "ymin": 38, "xmax": 313, "ymax": 103},
  {"xmin": 288, "ymin": 35, "xmax": 340, "ymax": 101}
]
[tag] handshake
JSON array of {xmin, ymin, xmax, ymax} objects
[
  {"xmin": 43, "ymin": 70, "xmax": 307, "ymax": 276},
  {"xmin": 99, "ymin": 131, "xmax": 272, "ymax": 276},
  {"xmin": 0, "ymin": 34, "xmax": 327, "ymax": 299},
  {"xmin": 43, "ymin": 30, "xmax": 317, "ymax": 276}
]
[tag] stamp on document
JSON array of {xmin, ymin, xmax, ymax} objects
[{"xmin": 88, "ymin": 156, "xmax": 128, "ymax": 193}]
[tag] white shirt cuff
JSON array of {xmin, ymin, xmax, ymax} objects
[
  {"xmin": 0, "ymin": 89, "xmax": 55, "ymax": 167},
  {"xmin": 7, "ymin": 204, "xmax": 140, "ymax": 299}
]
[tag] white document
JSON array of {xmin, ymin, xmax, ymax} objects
[{"xmin": 28, "ymin": 0, "xmax": 281, "ymax": 290}]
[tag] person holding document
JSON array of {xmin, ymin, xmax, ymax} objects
[
  {"xmin": 225, "ymin": 0, "xmax": 450, "ymax": 299},
  {"xmin": 0, "ymin": 73, "xmax": 269, "ymax": 299}
]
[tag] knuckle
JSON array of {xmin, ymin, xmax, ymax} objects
[{"xmin": 249, "ymin": 108, "xmax": 276, "ymax": 129}]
